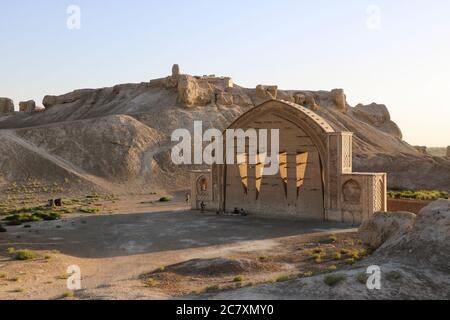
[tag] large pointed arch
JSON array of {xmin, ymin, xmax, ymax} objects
[{"xmin": 217, "ymin": 99, "xmax": 336, "ymax": 217}]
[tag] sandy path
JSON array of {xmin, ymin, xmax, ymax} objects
[{"xmin": 0, "ymin": 130, "xmax": 115, "ymax": 193}]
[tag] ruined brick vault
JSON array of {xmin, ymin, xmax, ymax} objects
[{"xmin": 191, "ymin": 99, "xmax": 387, "ymax": 224}]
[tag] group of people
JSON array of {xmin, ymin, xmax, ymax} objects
[
  {"xmin": 186, "ymin": 192, "xmax": 248, "ymax": 216},
  {"xmin": 200, "ymin": 202, "xmax": 248, "ymax": 217}
]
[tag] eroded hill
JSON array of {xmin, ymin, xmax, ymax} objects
[{"xmin": 1, "ymin": 68, "xmax": 449, "ymax": 194}]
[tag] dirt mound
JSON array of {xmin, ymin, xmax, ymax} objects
[
  {"xmin": 0, "ymin": 114, "xmax": 188, "ymax": 194},
  {"xmin": 162, "ymin": 258, "xmax": 272, "ymax": 277},
  {"xmin": 359, "ymin": 211, "xmax": 416, "ymax": 249}
]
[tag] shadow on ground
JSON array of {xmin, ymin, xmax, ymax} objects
[{"xmin": 0, "ymin": 210, "xmax": 353, "ymax": 259}]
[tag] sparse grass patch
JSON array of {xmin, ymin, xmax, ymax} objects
[
  {"xmin": 314, "ymin": 255, "xmax": 323, "ymax": 264},
  {"xmin": 233, "ymin": 276, "xmax": 244, "ymax": 283},
  {"xmin": 205, "ymin": 285, "xmax": 220, "ymax": 292},
  {"xmin": 357, "ymin": 272, "xmax": 369, "ymax": 285},
  {"xmin": 388, "ymin": 190, "xmax": 449, "ymax": 201},
  {"xmin": 324, "ymin": 274, "xmax": 346, "ymax": 287},
  {"xmin": 312, "ymin": 248, "xmax": 324, "ymax": 255},
  {"xmin": 345, "ymin": 258, "xmax": 356, "ymax": 265},
  {"xmin": 386, "ymin": 271, "xmax": 402, "ymax": 282},
  {"xmin": 2, "ymin": 206, "xmax": 62, "ymax": 226},
  {"xmin": 275, "ymin": 274, "xmax": 297, "ymax": 283},
  {"xmin": 301, "ymin": 271, "xmax": 314, "ymax": 278},
  {"xmin": 159, "ymin": 196, "xmax": 172, "ymax": 202},
  {"xmin": 146, "ymin": 278, "xmax": 158, "ymax": 287},
  {"xmin": 327, "ymin": 265, "xmax": 337, "ymax": 272},
  {"xmin": 79, "ymin": 207, "xmax": 100, "ymax": 214},
  {"xmin": 62, "ymin": 291, "xmax": 74, "ymax": 298},
  {"xmin": 58, "ymin": 273, "xmax": 70, "ymax": 280},
  {"xmin": 333, "ymin": 252, "xmax": 342, "ymax": 260},
  {"xmin": 155, "ymin": 266, "xmax": 165, "ymax": 273},
  {"xmin": 329, "ymin": 234, "xmax": 338, "ymax": 243}
]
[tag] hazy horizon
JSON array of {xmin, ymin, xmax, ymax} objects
[{"xmin": 1, "ymin": 0, "xmax": 449, "ymax": 147}]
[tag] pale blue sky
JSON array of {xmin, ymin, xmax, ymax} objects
[{"xmin": 1, "ymin": 0, "xmax": 449, "ymax": 146}]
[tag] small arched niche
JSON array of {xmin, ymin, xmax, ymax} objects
[{"xmin": 342, "ymin": 179, "xmax": 362, "ymax": 204}]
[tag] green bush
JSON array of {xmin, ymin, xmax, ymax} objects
[
  {"xmin": 324, "ymin": 274, "xmax": 346, "ymax": 287},
  {"xmin": 275, "ymin": 274, "xmax": 297, "ymax": 282},
  {"xmin": 146, "ymin": 278, "xmax": 158, "ymax": 287},
  {"xmin": 159, "ymin": 196, "xmax": 172, "ymax": 202},
  {"xmin": 329, "ymin": 234, "xmax": 338, "ymax": 243},
  {"xmin": 62, "ymin": 292, "xmax": 74, "ymax": 298},
  {"xmin": 205, "ymin": 285, "xmax": 220, "ymax": 292},
  {"xmin": 386, "ymin": 271, "xmax": 402, "ymax": 282},
  {"xmin": 356, "ymin": 272, "xmax": 369, "ymax": 285},
  {"xmin": 388, "ymin": 190, "xmax": 449, "ymax": 201},
  {"xmin": 2, "ymin": 207, "xmax": 62, "ymax": 226},
  {"xmin": 14, "ymin": 250, "xmax": 38, "ymax": 261},
  {"xmin": 333, "ymin": 252, "xmax": 342, "ymax": 260},
  {"xmin": 79, "ymin": 207, "xmax": 100, "ymax": 214},
  {"xmin": 4, "ymin": 213, "xmax": 41, "ymax": 226}
]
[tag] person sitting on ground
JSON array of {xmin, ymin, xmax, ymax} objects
[
  {"xmin": 200, "ymin": 201, "xmax": 206, "ymax": 213},
  {"xmin": 240, "ymin": 208, "xmax": 248, "ymax": 216},
  {"xmin": 233, "ymin": 207, "xmax": 239, "ymax": 215}
]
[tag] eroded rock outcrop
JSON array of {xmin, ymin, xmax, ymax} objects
[
  {"xmin": 172, "ymin": 64, "xmax": 180, "ymax": 77},
  {"xmin": 382, "ymin": 200, "xmax": 450, "ymax": 269},
  {"xmin": 353, "ymin": 103, "xmax": 403, "ymax": 139},
  {"xmin": 359, "ymin": 211, "xmax": 416, "ymax": 249},
  {"xmin": 0, "ymin": 98, "xmax": 14, "ymax": 114},
  {"xmin": 304, "ymin": 92, "xmax": 319, "ymax": 111},
  {"xmin": 255, "ymin": 85, "xmax": 278, "ymax": 104},
  {"xmin": 1, "ymin": 68, "xmax": 448, "ymax": 193},
  {"xmin": 414, "ymin": 146, "xmax": 428, "ymax": 155},
  {"xmin": 330, "ymin": 88, "xmax": 348, "ymax": 112},
  {"xmin": 43, "ymin": 89, "xmax": 95, "ymax": 109},
  {"xmin": 294, "ymin": 93, "xmax": 306, "ymax": 105},
  {"xmin": 177, "ymin": 75, "xmax": 214, "ymax": 107},
  {"xmin": 233, "ymin": 93, "xmax": 254, "ymax": 108},
  {"xmin": 216, "ymin": 91, "xmax": 234, "ymax": 106},
  {"xmin": 19, "ymin": 100, "xmax": 36, "ymax": 113}
]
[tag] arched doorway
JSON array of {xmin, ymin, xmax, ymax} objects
[{"xmin": 223, "ymin": 101, "xmax": 329, "ymax": 219}]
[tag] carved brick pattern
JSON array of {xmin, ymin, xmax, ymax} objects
[
  {"xmin": 342, "ymin": 136, "xmax": 352, "ymax": 170},
  {"xmin": 373, "ymin": 177, "xmax": 383, "ymax": 212}
]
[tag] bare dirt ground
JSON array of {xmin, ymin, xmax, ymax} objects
[
  {"xmin": 0, "ymin": 195, "xmax": 364, "ymax": 300},
  {"xmin": 387, "ymin": 199, "xmax": 432, "ymax": 214}
]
